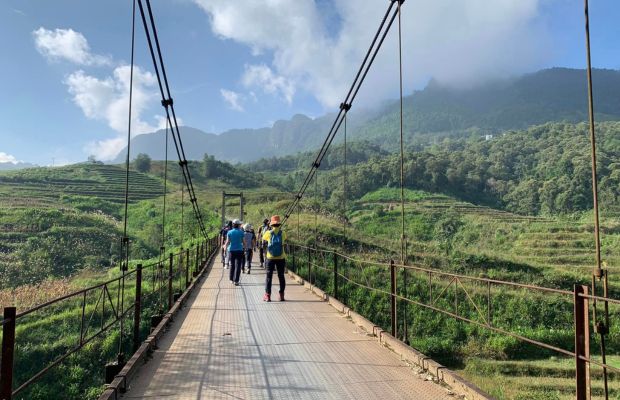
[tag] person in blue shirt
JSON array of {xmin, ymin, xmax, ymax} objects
[{"xmin": 222, "ymin": 219, "xmax": 245, "ymax": 286}]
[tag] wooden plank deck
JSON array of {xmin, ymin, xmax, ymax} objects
[{"xmin": 122, "ymin": 258, "xmax": 455, "ymax": 399}]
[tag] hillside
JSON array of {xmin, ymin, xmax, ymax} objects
[
  {"xmin": 261, "ymin": 121, "xmax": 620, "ymax": 217},
  {"xmin": 0, "ymin": 158, "xmax": 277, "ymax": 290},
  {"xmin": 113, "ymin": 68, "xmax": 620, "ymax": 163}
]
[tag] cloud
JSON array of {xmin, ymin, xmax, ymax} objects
[
  {"xmin": 65, "ymin": 66, "xmax": 166, "ymax": 160},
  {"xmin": 241, "ymin": 64, "xmax": 295, "ymax": 104},
  {"xmin": 33, "ymin": 27, "xmax": 112, "ymax": 66},
  {"xmin": 0, "ymin": 152, "xmax": 19, "ymax": 164},
  {"xmin": 193, "ymin": 0, "xmax": 552, "ymax": 108},
  {"xmin": 220, "ymin": 89, "xmax": 244, "ymax": 111}
]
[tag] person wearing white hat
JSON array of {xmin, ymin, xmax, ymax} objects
[{"xmin": 222, "ymin": 219, "xmax": 244, "ymax": 285}]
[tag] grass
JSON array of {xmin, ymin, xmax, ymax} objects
[{"xmin": 3, "ymin": 165, "xmax": 620, "ymax": 400}]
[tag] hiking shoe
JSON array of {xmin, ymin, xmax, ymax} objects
[
  {"xmin": 279, "ymin": 292, "xmax": 285, "ymax": 302},
  {"xmin": 263, "ymin": 293, "xmax": 271, "ymax": 302}
]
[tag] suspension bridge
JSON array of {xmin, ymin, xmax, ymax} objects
[{"xmin": 0, "ymin": 0, "xmax": 617, "ymax": 399}]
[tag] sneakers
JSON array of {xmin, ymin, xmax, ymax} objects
[
  {"xmin": 279, "ymin": 292, "xmax": 285, "ymax": 302},
  {"xmin": 263, "ymin": 293, "xmax": 271, "ymax": 302}
]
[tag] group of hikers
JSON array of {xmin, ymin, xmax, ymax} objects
[{"xmin": 220, "ymin": 215, "xmax": 286, "ymax": 302}]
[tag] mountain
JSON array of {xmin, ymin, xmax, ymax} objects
[
  {"xmin": 113, "ymin": 68, "xmax": 620, "ymax": 163},
  {"xmin": 113, "ymin": 113, "xmax": 372, "ymax": 164}
]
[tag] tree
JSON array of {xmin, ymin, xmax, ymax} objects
[
  {"xmin": 203, "ymin": 154, "xmax": 218, "ymax": 179},
  {"xmin": 134, "ymin": 153, "xmax": 151, "ymax": 173}
]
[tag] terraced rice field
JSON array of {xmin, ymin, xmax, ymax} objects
[
  {"xmin": 357, "ymin": 191, "xmax": 620, "ymax": 275},
  {"xmin": 0, "ymin": 163, "xmax": 165, "ymax": 287},
  {"xmin": 0, "ymin": 163, "xmax": 164, "ymax": 208}
]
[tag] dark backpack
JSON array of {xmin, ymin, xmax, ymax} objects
[{"xmin": 267, "ymin": 230, "xmax": 283, "ymax": 257}]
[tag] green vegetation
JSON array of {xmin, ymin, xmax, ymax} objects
[
  {"xmin": 3, "ymin": 117, "xmax": 620, "ymax": 398},
  {"xmin": 262, "ymin": 122, "xmax": 620, "ymax": 218}
]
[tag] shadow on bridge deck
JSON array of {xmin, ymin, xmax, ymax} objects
[{"xmin": 121, "ymin": 257, "xmax": 456, "ymax": 399}]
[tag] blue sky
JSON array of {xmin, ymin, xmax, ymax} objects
[{"xmin": 1, "ymin": 0, "xmax": 619, "ymax": 165}]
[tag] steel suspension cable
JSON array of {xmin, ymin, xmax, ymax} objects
[
  {"xmin": 584, "ymin": 0, "xmax": 608, "ymax": 396},
  {"xmin": 143, "ymin": 0, "xmax": 205, "ymax": 235},
  {"xmin": 315, "ymin": 172, "xmax": 318, "ymax": 247},
  {"xmin": 136, "ymin": 0, "xmax": 207, "ymax": 237},
  {"xmin": 115, "ymin": 0, "xmax": 137, "ymax": 364},
  {"xmin": 584, "ymin": 0, "xmax": 602, "ymax": 274},
  {"xmin": 396, "ymin": 0, "xmax": 408, "ymax": 344},
  {"xmin": 282, "ymin": 2, "xmax": 401, "ymax": 224},
  {"xmin": 181, "ymin": 182, "xmax": 184, "ymax": 247},
  {"xmin": 397, "ymin": 0, "xmax": 406, "ymax": 265},
  {"xmin": 162, "ymin": 119, "xmax": 169, "ymax": 248},
  {"xmin": 343, "ymin": 111, "xmax": 348, "ymax": 243}
]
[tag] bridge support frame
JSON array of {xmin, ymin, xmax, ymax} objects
[
  {"xmin": 168, "ymin": 253, "xmax": 174, "ymax": 311},
  {"xmin": 185, "ymin": 248, "xmax": 190, "ymax": 288},
  {"xmin": 221, "ymin": 192, "xmax": 245, "ymax": 227},
  {"xmin": 390, "ymin": 260, "xmax": 397, "ymax": 337},
  {"xmin": 0, "ymin": 306, "xmax": 16, "ymax": 400},
  {"xmin": 574, "ymin": 284, "xmax": 591, "ymax": 400},
  {"xmin": 333, "ymin": 253, "xmax": 339, "ymax": 300},
  {"xmin": 133, "ymin": 265, "xmax": 143, "ymax": 353}
]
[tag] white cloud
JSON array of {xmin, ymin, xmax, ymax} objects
[
  {"xmin": 220, "ymin": 89, "xmax": 244, "ymax": 111},
  {"xmin": 65, "ymin": 66, "xmax": 165, "ymax": 160},
  {"xmin": 193, "ymin": 0, "xmax": 552, "ymax": 108},
  {"xmin": 241, "ymin": 64, "xmax": 294, "ymax": 104},
  {"xmin": 0, "ymin": 152, "xmax": 19, "ymax": 164},
  {"xmin": 33, "ymin": 27, "xmax": 111, "ymax": 66}
]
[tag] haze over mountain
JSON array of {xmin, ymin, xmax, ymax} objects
[
  {"xmin": 113, "ymin": 68, "xmax": 620, "ymax": 164},
  {"xmin": 0, "ymin": 162, "xmax": 36, "ymax": 171}
]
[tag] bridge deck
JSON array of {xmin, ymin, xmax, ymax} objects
[{"xmin": 122, "ymin": 257, "xmax": 454, "ymax": 399}]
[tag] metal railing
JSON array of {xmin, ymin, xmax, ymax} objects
[
  {"xmin": 0, "ymin": 236, "xmax": 219, "ymax": 400},
  {"xmin": 287, "ymin": 243, "xmax": 618, "ymax": 399}
]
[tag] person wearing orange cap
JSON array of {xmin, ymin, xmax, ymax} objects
[{"xmin": 262, "ymin": 215, "xmax": 287, "ymax": 302}]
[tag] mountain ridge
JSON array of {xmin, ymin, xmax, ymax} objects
[{"xmin": 112, "ymin": 67, "xmax": 620, "ymax": 164}]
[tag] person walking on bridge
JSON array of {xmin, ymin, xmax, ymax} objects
[
  {"xmin": 220, "ymin": 220, "xmax": 232, "ymax": 268},
  {"xmin": 257, "ymin": 218, "xmax": 269, "ymax": 268},
  {"xmin": 223, "ymin": 219, "xmax": 244, "ymax": 286},
  {"xmin": 243, "ymin": 223, "xmax": 256, "ymax": 274},
  {"xmin": 263, "ymin": 215, "xmax": 286, "ymax": 302}
]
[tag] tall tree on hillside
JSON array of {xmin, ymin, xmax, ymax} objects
[
  {"xmin": 134, "ymin": 153, "xmax": 152, "ymax": 173},
  {"xmin": 203, "ymin": 154, "xmax": 218, "ymax": 179}
]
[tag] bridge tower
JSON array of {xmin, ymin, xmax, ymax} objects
[{"xmin": 221, "ymin": 191, "xmax": 245, "ymax": 227}]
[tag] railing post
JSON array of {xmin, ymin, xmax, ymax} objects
[
  {"xmin": 307, "ymin": 247, "xmax": 312, "ymax": 283},
  {"xmin": 185, "ymin": 248, "xmax": 190, "ymax": 288},
  {"xmin": 1, "ymin": 306, "xmax": 16, "ymax": 400},
  {"xmin": 133, "ymin": 264, "xmax": 142, "ymax": 352},
  {"xmin": 574, "ymin": 284, "xmax": 591, "ymax": 400},
  {"xmin": 390, "ymin": 260, "xmax": 397, "ymax": 337},
  {"xmin": 168, "ymin": 253, "xmax": 173, "ymax": 310},
  {"xmin": 195, "ymin": 244, "xmax": 199, "ymax": 276},
  {"xmin": 334, "ymin": 252, "xmax": 338, "ymax": 299},
  {"xmin": 179, "ymin": 249, "xmax": 184, "ymax": 292}
]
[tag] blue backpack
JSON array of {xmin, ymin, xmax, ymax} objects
[{"xmin": 268, "ymin": 230, "xmax": 283, "ymax": 257}]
